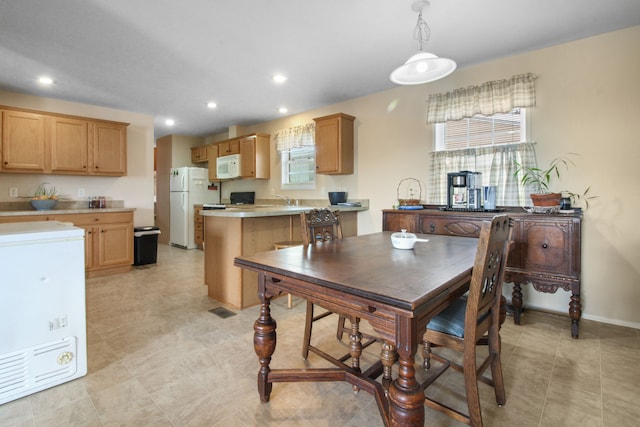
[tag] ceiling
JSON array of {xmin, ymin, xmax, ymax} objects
[{"xmin": 1, "ymin": 0, "xmax": 638, "ymax": 139}]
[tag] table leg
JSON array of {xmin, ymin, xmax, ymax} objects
[
  {"xmin": 254, "ymin": 290, "xmax": 276, "ymax": 403},
  {"xmin": 380, "ymin": 341, "xmax": 397, "ymax": 396},
  {"xmin": 388, "ymin": 350, "xmax": 424, "ymax": 426},
  {"xmin": 349, "ymin": 318, "xmax": 363, "ymax": 392},
  {"xmin": 512, "ymin": 283, "xmax": 523, "ymax": 325}
]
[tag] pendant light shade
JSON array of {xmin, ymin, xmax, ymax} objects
[
  {"xmin": 390, "ymin": 52, "xmax": 456, "ymax": 85},
  {"xmin": 390, "ymin": 1, "xmax": 456, "ymax": 85}
]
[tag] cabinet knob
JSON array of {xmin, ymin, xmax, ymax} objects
[
  {"xmin": 542, "ymin": 243, "xmax": 548, "ymax": 249},
  {"xmin": 429, "ymin": 224, "xmax": 436, "ymax": 232}
]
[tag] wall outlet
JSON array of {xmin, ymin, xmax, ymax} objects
[
  {"xmin": 9, "ymin": 187, "xmax": 18, "ymax": 198},
  {"xmin": 78, "ymin": 188, "xmax": 85, "ymax": 197}
]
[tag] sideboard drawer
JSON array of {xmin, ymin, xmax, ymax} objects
[{"xmin": 418, "ymin": 215, "xmax": 485, "ymax": 237}]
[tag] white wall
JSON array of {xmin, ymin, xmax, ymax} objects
[
  {"xmin": 225, "ymin": 26, "xmax": 640, "ymax": 328},
  {"xmin": 0, "ymin": 90, "xmax": 156, "ymax": 227}
]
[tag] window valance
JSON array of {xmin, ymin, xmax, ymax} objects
[
  {"xmin": 426, "ymin": 73, "xmax": 537, "ymax": 124},
  {"xmin": 274, "ymin": 123, "xmax": 316, "ymax": 151}
]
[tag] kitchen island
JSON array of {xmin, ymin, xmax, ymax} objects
[{"xmin": 201, "ymin": 203, "xmax": 367, "ymax": 309}]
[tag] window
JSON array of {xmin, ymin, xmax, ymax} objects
[
  {"xmin": 430, "ymin": 109, "xmax": 536, "ymax": 206},
  {"xmin": 435, "ymin": 109, "xmax": 526, "ymax": 150},
  {"xmin": 281, "ymin": 146, "xmax": 316, "ymax": 190}
]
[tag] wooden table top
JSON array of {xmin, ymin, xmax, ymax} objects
[{"xmin": 235, "ymin": 231, "xmax": 478, "ymax": 312}]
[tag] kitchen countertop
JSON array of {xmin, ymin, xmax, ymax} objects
[
  {"xmin": 199, "ymin": 203, "xmax": 368, "ymax": 218},
  {"xmin": 0, "ymin": 207, "xmax": 135, "ymax": 217}
]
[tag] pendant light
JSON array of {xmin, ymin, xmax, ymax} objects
[{"xmin": 390, "ymin": 0, "xmax": 456, "ymax": 85}]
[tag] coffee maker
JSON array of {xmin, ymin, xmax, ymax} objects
[{"xmin": 447, "ymin": 171, "xmax": 483, "ymax": 209}]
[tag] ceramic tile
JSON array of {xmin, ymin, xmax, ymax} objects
[{"xmin": 1, "ymin": 243, "xmax": 637, "ymax": 426}]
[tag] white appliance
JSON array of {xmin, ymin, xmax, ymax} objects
[
  {"xmin": 216, "ymin": 154, "xmax": 241, "ymax": 179},
  {"xmin": 170, "ymin": 167, "xmax": 217, "ymax": 248},
  {"xmin": 0, "ymin": 221, "xmax": 86, "ymax": 405}
]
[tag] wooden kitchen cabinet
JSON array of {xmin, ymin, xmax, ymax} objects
[
  {"xmin": 0, "ymin": 109, "xmax": 47, "ymax": 172},
  {"xmin": 191, "ymin": 145, "xmax": 208, "ymax": 163},
  {"xmin": 50, "ymin": 116, "xmax": 89, "ymax": 173},
  {"xmin": 207, "ymin": 144, "xmax": 218, "ymax": 181},
  {"xmin": 0, "ymin": 106, "xmax": 128, "ymax": 176},
  {"xmin": 383, "ymin": 208, "xmax": 583, "ymax": 338},
  {"xmin": 217, "ymin": 139, "xmax": 240, "ymax": 156},
  {"xmin": 56, "ymin": 212, "xmax": 133, "ymax": 277},
  {"xmin": 0, "ymin": 211, "xmax": 134, "ymax": 277},
  {"xmin": 239, "ymin": 134, "xmax": 269, "ymax": 179},
  {"xmin": 313, "ymin": 113, "xmax": 355, "ymax": 175},
  {"xmin": 194, "ymin": 204, "xmax": 204, "ymax": 249},
  {"xmin": 90, "ymin": 122, "xmax": 127, "ymax": 176}
]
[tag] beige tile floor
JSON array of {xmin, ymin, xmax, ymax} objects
[{"xmin": 1, "ymin": 243, "xmax": 638, "ymax": 427}]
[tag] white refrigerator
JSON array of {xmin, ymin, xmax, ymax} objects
[
  {"xmin": 170, "ymin": 167, "xmax": 217, "ymax": 249},
  {"xmin": 0, "ymin": 221, "xmax": 86, "ymax": 405}
]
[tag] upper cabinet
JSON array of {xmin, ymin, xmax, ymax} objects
[
  {"xmin": 239, "ymin": 134, "xmax": 269, "ymax": 179},
  {"xmin": 0, "ymin": 106, "xmax": 128, "ymax": 176},
  {"xmin": 217, "ymin": 139, "xmax": 240, "ymax": 156},
  {"xmin": 1, "ymin": 109, "xmax": 47, "ymax": 172},
  {"xmin": 90, "ymin": 122, "xmax": 127, "ymax": 176},
  {"xmin": 51, "ymin": 116, "xmax": 89, "ymax": 173},
  {"xmin": 207, "ymin": 144, "xmax": 218, "ymax": 181},
  {"xmin": 191, "ymin": 145, "xmax": 208, "ymax": 163},
  {"xmin": 313, "ymin": 113, "xmax": 355, "ymax": 175}
]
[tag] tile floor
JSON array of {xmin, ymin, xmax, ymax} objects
[{"xmin": 1, "ymin": 243, "xmax": 638, "ymax": 427}]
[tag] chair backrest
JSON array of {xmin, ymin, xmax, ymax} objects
[
  {"xmin": 465, "ymin": 214, "xmax": 512, "ymax": 340},
  {"xmin": 300, "ymin": 208, "xmax": 343, "ymax": 245}
]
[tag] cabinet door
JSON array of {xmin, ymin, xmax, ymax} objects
[
  {"xmin": 1, "ymin": 110, "xmax": 47, "ymax": 172},
  {"xmin": 382, "ymin": 212, "xmax": 418, "ymax": 233},
  {"xmin": 240, "ymin": 137, "xmax": 256, "ymax": 178},
  {"xmin": 514, "ymin": 218, "xmax": 579, "ymax": 278},
  {"xmin": 51, "ymin": 117, "xmax": 89, "ymax": 173},
  {"xmin": 90, "ymin": 122, "xmax": 127, "ymax": 175},
  {"xmin": 81, "ymin": 226, "xmax": 95, "ymax": 269},
  {"xmin": 218, "ymin": 139, "xmax": 240, "ymax": 156},
  {"xmin": 191, "ymin": 146, "xmax": 208, "ymax": 163},
  {"xmin": 207, "ymin": 144, "xmax": 219, "ymax": 181},
  {"xmin": 314, "ymin": 113, "xmax": 354, "ymax": 175},
  {"xmin": 97, "ymin": 222, "xmax": 133, "ymax": 267}
]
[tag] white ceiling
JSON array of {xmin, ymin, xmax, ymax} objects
[{"xmin": 1, "ymin": 0, "xmax": 638, "ymax": 139}]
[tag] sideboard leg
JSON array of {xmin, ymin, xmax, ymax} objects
[
  {"xmin": 569, "ymin": 292, "xmax": 581, "ymax": 339},
  {"xmin": 512, "ymin": 283, "xmax": 523, "ymax": 325}
]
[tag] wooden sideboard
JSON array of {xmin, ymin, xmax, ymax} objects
[{"xmin": 383, "ymin": 208, "xmax": 583, "ymax": 338}]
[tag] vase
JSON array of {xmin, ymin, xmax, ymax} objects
[{"xmin": 530, "ymin": 193, "xmax": 562, "ymax": 207}]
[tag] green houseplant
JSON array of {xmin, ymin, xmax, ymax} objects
[{"xmin": 514, "ymin": 154, "xmax": 596, "ymax": 208}]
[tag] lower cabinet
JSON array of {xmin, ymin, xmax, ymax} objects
[
  {"xmin": 0, "ymin": 211, "xmax": 134, "ymax": 277},
  {"xmin": 383, "ymin": 209, "xmax": 583, "ymax": 338}
]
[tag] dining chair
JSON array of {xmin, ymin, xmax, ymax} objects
[
  {"xmin": 421, "ymin": 214, "xmax": 512, "ymax": 427},
  {"xmin": 300, "ymin": 208, "xmax": 377, "ymax": 362}
]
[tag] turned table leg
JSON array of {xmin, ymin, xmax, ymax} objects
[
  {"xmin": 380, "ymin": 341, "xmax": 397, "ymax": 396},
  {"xmin": 349, "ymin": 318, "xmax": 363, "ymax": 392},
  {"xmin": 254, "ymin": 275, "xmax": 276, "ymax": 403}
]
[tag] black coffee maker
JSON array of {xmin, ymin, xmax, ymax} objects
[{"xmin": 447, "ymin": 171, "xmax": 483, "ymax": 209}]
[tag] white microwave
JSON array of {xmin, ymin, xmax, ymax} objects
[{"xmin": 216, "ymin": 154, "xmax": 241, "ymax": 179}]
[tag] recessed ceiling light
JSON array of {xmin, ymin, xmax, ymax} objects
[
  {"xmin": 278, "ymin": 107, "xmax": 288, "ymax": 114},
  {"xmin": 272, "ymin": 74, "xmax": 288, "ymax": 83},
  {"xmin": 165, "ymin": 119, "xmax": 175, "ymax": 126},
  {"xmin": 38, "ymin": 76, "xmax": 54, "ymax": 85},
  {"xmin": 207, "ymin": 102, "xmax": 217, "ymax": 109}
]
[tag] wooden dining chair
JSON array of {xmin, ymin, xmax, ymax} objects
[
  {"xmin": 421, "ymin": 214, "xmax": 512, "ymax": 427},
  {"xmin": 300, "ymin": 208, "xmax": 376, "ymax": 362}
]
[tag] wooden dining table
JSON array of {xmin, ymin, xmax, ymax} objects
[{"xmin": 234, "ymin": 231, "xmax": 479, "ymax": 426}]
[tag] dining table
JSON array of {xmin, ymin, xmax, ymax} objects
[{"xmin": 234, "ymin": 231, "xmax": 479, "ymax": 426}]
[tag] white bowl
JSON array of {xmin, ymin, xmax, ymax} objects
[{"xmin": 390, "ymin": 229, "xmax": 429, "ymax": 250}]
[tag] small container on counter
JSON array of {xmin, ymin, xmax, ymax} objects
[{"xmin": 99, "ymin": 196, "xmax": 106, "ymax": 208}]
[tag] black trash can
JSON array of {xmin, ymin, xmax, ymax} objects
[{"xmin": 133, "ymin": 226, "xmax": 161, "ymax": 266}]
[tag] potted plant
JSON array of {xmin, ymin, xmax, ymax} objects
[{"xmin": 514, "ymin": 154, "xmax": 596, "ymax": 208}]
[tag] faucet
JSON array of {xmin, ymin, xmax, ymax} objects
[{"xmin": 276, "ymin": 194, "xmax": 291, "ymax": 206}]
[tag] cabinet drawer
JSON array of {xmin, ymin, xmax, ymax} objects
[
  {"xmin": 55, "ymin": 212, "xmax": 133, "ymax": 226},
  {"xmin": 418, "ymin": 216, "xmax": 484, "ymax": 237}
]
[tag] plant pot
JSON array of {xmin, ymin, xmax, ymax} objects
[{"xmin": 530, "ymin": 193, "xmax": 562, "ymax": 207}]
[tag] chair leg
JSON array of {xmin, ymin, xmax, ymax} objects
[
  {"xmin": 463, "ymin": 344, "xmax": 483, "ymax": 427},
  {"xmin": 336, "ymin": 315, "xmax": 347, "ymax": 340},
  {"xmin": 302, "ymin": 301, "xmax": 314, "ymax": 359},
  {"xmin": 489, "ymin": 328, "xmax": 506, "ymax": 405}
]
